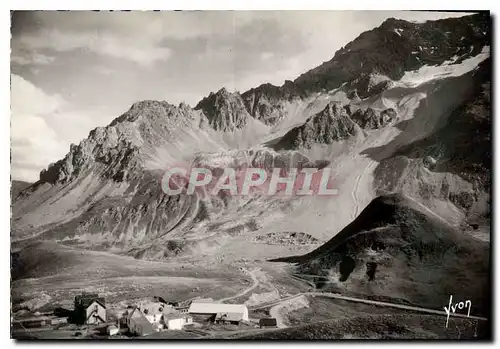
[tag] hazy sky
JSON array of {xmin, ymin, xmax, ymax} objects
[{"xmin": 10, "ymin": 10, "xmax": 472, "ymax": 182}]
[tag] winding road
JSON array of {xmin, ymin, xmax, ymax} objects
[
  {"xmin": 204, "ymin": 267, "xmax": 489, "ymax": 333},
  {"xmin": 260, "ymin": 291, "xmax": 488, "ymax": 329},
  {"xmin": 216, "ymin": 268, "xmax": 260, "ymax": 303},
  {"xmin": 310, "ymin": 292, "xmax": 488, "ymax": 322}
]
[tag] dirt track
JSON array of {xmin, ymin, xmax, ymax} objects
[
  {"xmin": 253, "ymin": 290, "xmax": 488, "ymax": 329},
  {"xmin": 216, "ymin": 268, "xmax": 260, "ymax": 303}
]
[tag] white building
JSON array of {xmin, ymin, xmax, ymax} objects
[
  {"xmin": 124, "ymin": 301, "xmax": 192, "ymax": 332},
  {"xmin": 164, "ymin": 314, "xmax": 192, "ymax": 330},
  {"xmin": 188, "ymin": 303, "xmax": 249, "ymax": 322},
  {"xmin": 137, "ymin": 301, "xmax": 175, "ymax": 328}
]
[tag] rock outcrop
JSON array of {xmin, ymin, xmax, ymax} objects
[
  {"xmin": 275, "ymin": 101, "xmax": 360, "ymax": 149},
  {"xmin": 350, "ymin": 107, "xmax": 397, "ymax": 130},
  {"xmin": 241, "ymin": 80, "xmax": 300, "ymax": 126},
  {"xmin": 194, "ymin": 88, "xmax": 252, "ymax": 131}
]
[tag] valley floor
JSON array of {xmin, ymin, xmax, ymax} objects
[{"xmin": 11, "ymin": 242, "xmax": 490, "ymax": 340}]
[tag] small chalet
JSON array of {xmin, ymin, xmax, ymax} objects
[{"xmin": 74, "ymin": 293, "xmax": 106, "ymax": 325}]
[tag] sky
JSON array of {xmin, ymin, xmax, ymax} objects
[{"xmin": 10, "ymin": 10, "xmax": 473, "ymax": 182}]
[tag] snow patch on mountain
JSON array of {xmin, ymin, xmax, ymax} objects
[{"xmin": 397, "ymin": 46, "xmax": 490, "ymax": 88}]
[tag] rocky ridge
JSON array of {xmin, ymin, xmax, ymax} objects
[
  {"xmin": 241, "ymin": 13, "xmax": 489, "ymax": 125},
  {"xmin": 11, "ymin": 13, "xmax": 491, "ymax": 258},
  {"xmin": 194, "ymin": 88, "xmax": 252, "ymax": 131}
]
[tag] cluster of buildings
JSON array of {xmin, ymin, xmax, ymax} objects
[
  {"xmin": 72, "ymin": 293, "xmax": 194, "ymax": 336},
  {"xmin": 71, "ymin": 293, "xmax": 275, "ymax": 337},
  {"xmin": 120, "ymin": 300, "xmax": 193, "ymax": 336},
  {"xmin": 12, "ymin": 293, "xmax": 277, "ymax": 337}
]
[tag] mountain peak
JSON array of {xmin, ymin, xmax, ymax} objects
[
  {"xmin": 379, "ymin": 17, "xmax": 411, "ymax": 29},
  {"xmin": 216, "ymin": 87, "xmax": 230, "ymax": 95},
  {"xmin": 323, "ymin": 101, "xmax": 344, "ymax": 116},
  {"xmin": 273, "ymin": 101, "xmax": 359, "ymax": 150},
  {"xmin": 109, "ymin": 100, "xmax": 177, "ymax": 127},
  {"xmin": 241, "ymin": 83, "xmax": 292, "ymax": 126},
  {"xmin": 194, "ymin": 88, "xmax": 251, "ymax": 131},
  {"xmin": 292, "ymin": 13, "xmax": 489, "ymax": 96}
]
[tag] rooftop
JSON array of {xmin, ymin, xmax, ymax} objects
[
  {"xmin": 191, "ymin": 298, "xmax": 214, "ymax": 304},
  {"xmin": 188, "ymin": 302, "xmax": 248, "ymax": 315},
  {"xmin": 75, "ymin": 294, "xmax": 106, "ymax": 309}
]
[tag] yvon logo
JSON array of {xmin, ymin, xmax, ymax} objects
[{"xmin": 443, "ymin": 295, "xmax": 471, "ymax": 328}]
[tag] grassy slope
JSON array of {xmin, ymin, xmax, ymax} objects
[
  {"xmin": 11, "ymin": 241, "xmax": 249, "ymax": 312},
  {"xmin": 235, "ymin": 314, "xmax": 490, "ymax": 339},
  {"xmin": 270, "ymin": 194, "xmax": 490, "ymax": 316}
]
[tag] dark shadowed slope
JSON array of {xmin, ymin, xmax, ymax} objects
[
  {"xmin": 271, "ymin": 193, "xmax": 490, "ymax": 316},
  {"xmin": 11, "ymin": 180, "xmax": 31, "ymax": 202}
]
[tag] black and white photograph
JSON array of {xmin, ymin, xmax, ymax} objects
[{"xmin": 9, "ymin": 9, "xmax": 492, "ymax": 340}]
